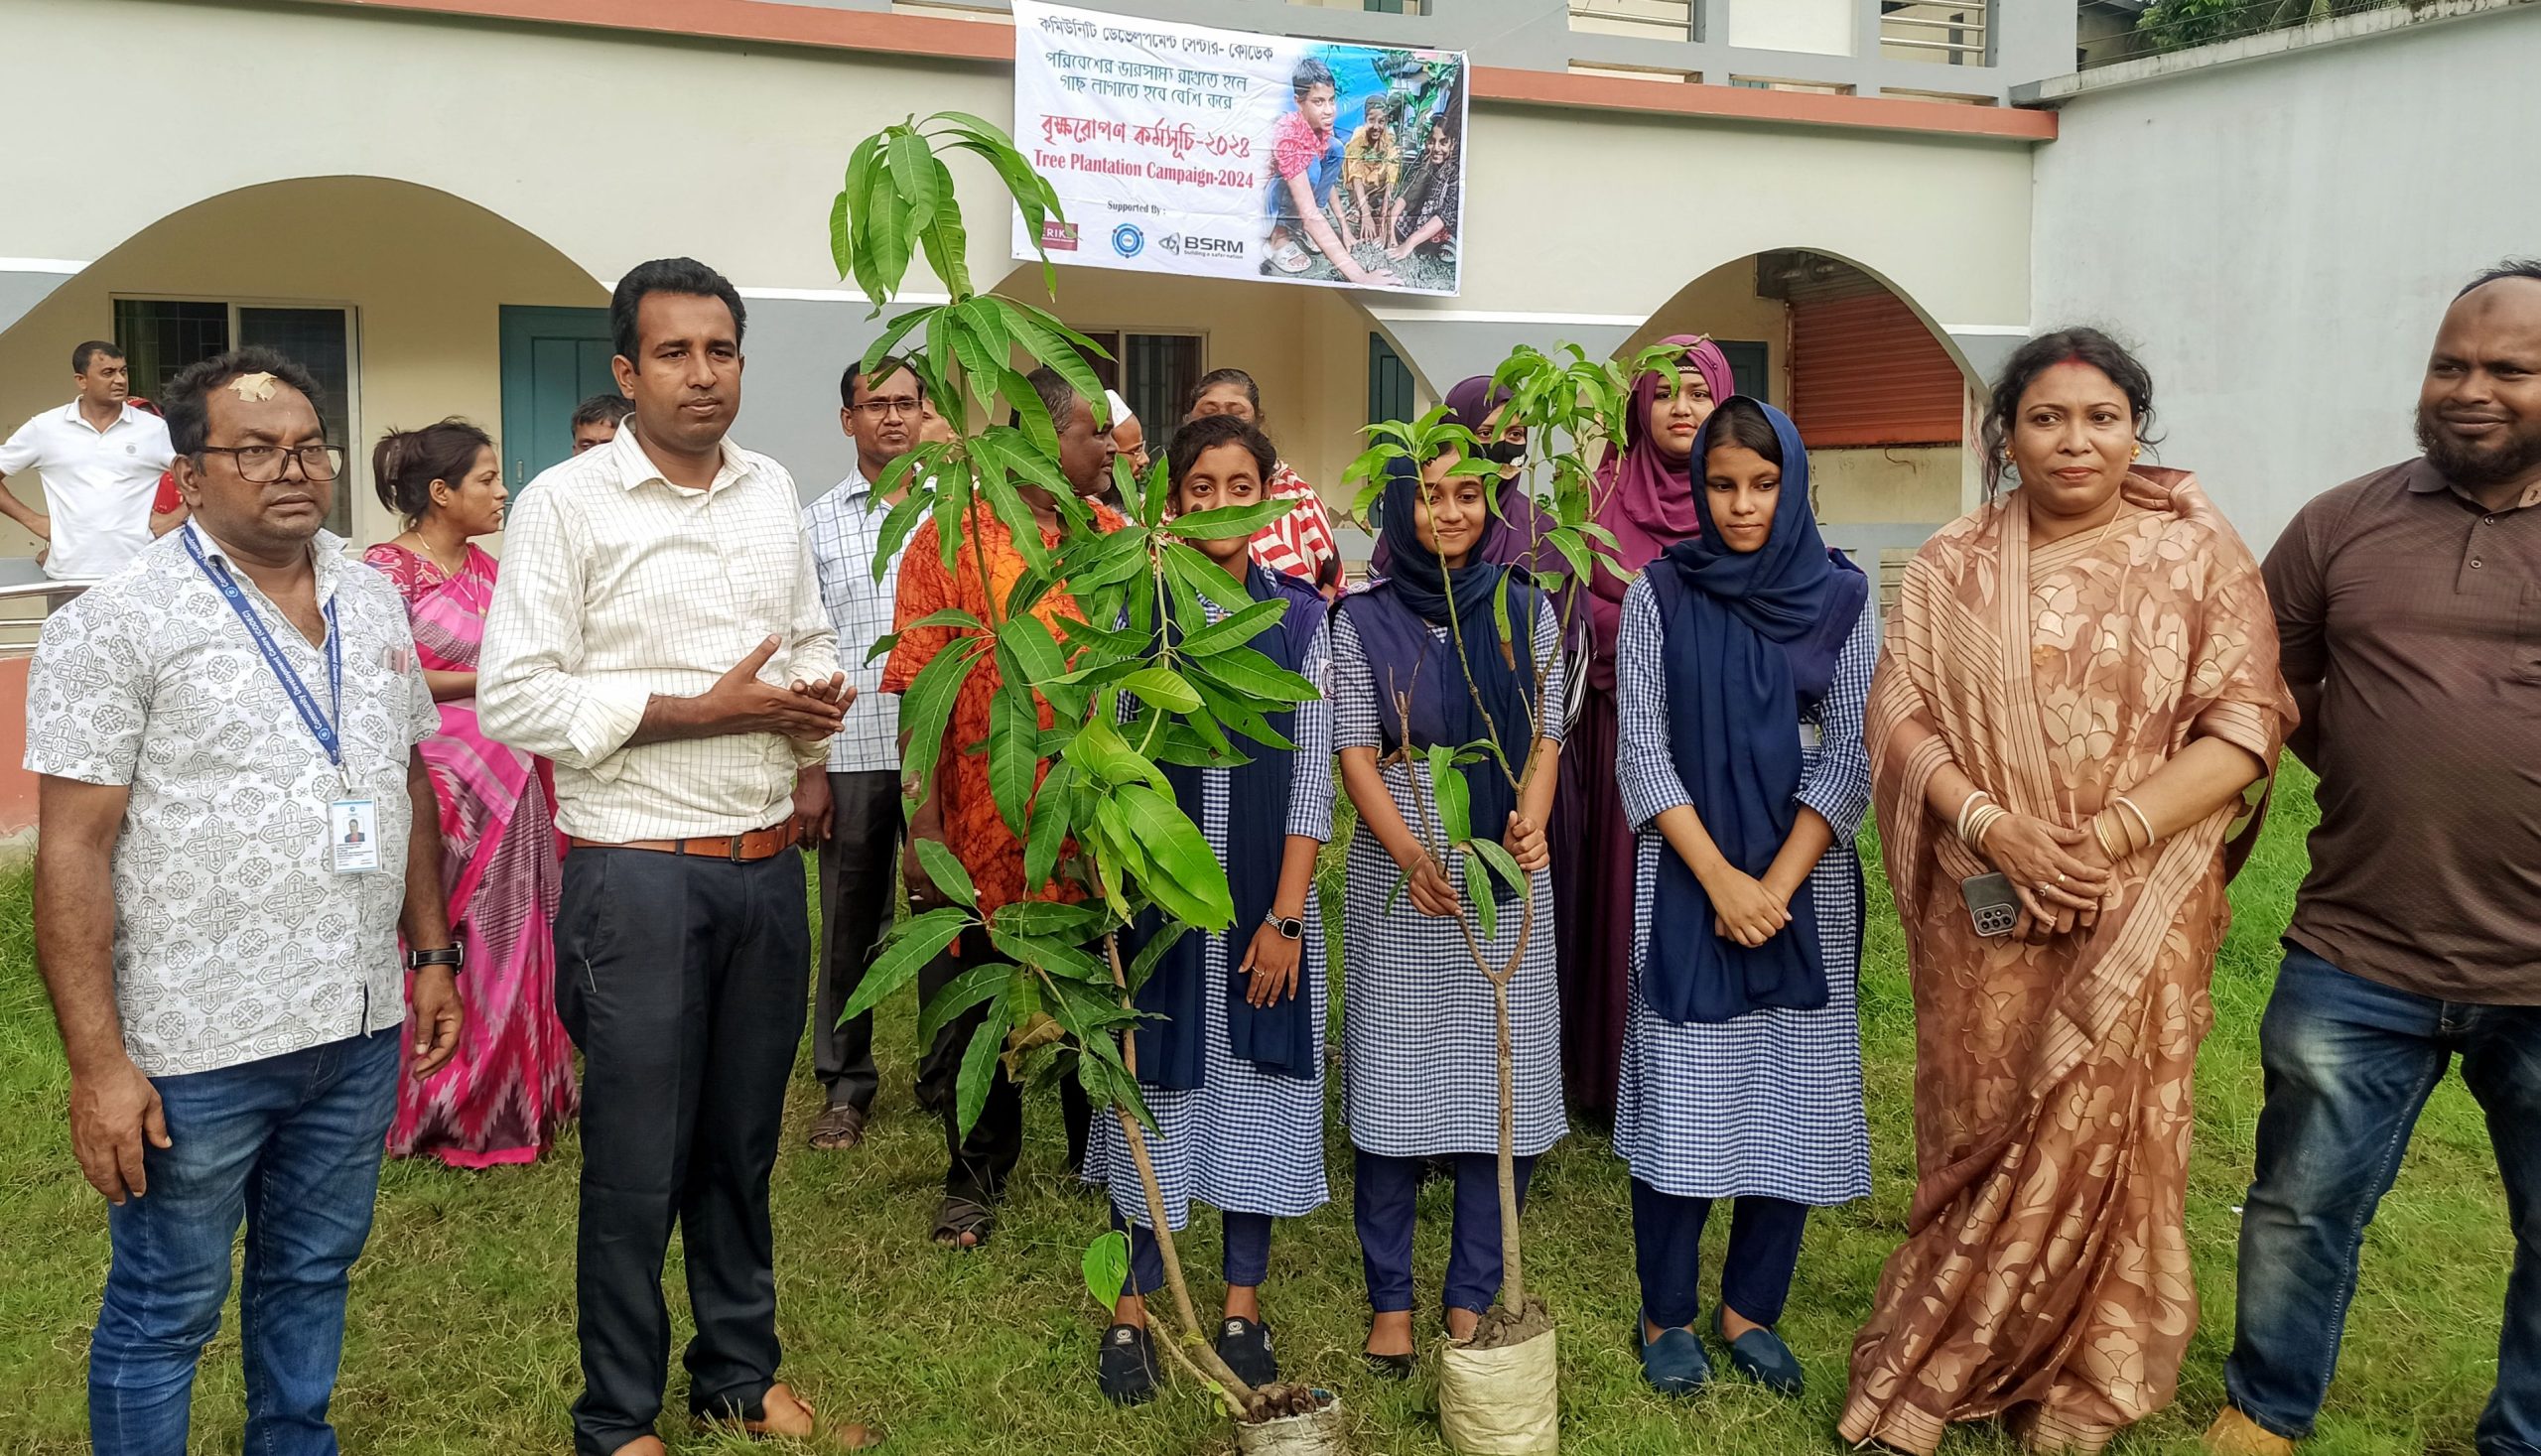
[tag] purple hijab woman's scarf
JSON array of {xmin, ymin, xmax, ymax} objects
[{"xmin": 1590, "ymin": 334, "xmax": 1736, "ymax": 604}]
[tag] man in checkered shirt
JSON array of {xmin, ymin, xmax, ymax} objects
[{"xmin": 799, "ymin": 355, "xmax": 928, "ymax": 1151}]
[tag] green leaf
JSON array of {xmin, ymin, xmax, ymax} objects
[
  {"xmin": 1470, "ymin": 836, "xmax": 1529, "ymax": 903},
  {"xmin": 860, "ymin": 306, "xmax": 933, "ymax": 385},
  {"xmin": 917, "ymin": 155, "xmax": 971, "ymax": 298},
  {"xmin": 1464, "ymin": 848, "xmax": 1498, "ymax": 941},
  {"xmin": 1186, "ymin": 646, "xmax": 1319, "ymax": 708},
  {"xmin": 865, "ymin": 148, "xmax": 910, "ymax": 306},
  {"xmin": 1081, "ymin": 1232, "xmax": 1131, "ymax": 1312},
  {"xmin": 987, "ymin": 685, "xmax": 1039, "ymax": 838},
  {"xmin": 1162, "ymin": 542, "xmax": 1254, "ymax": 614},
  {"xmin": 916, "ymin": 960, "xmax": 1009, "ymax": 1051},
  {"xmin": 988, "ymin": 928, "xmax": 1106, "ymax": 985},
  {"xmin": 914, "ymin": 839, "xmax": 978, "ymax": 910},
  {"xmin": 1022, "ymin": 759, "xmax": 1074, "ymax": 890},
  {"xmin": 887, "ymin": 128, "xmax": 939, "ymax": 233},
  {"xmin": 1119, "ymin": 665, "xmax": 1202, "ymax": 714},
  {"xmin": 1171, "ymin": 596, "xmax": 1282, "ymax": 663},
  {"xmin": 1116, "ymin": 785, "xmax": 1235, "ymax": 929},
  {"xmin": 873, "ymin": 487, "xmax": 934, "ymax": 579},
  {"xmin": 1000, "ymin": 364, "xmax": 1060, "ymax": 460},
  {"xmin": 1428, "ymin": 743, "xmax": 1473, "ymax": 845},
  {"xmin": 896, "ymin": 636, "xmax": 989, "ymax": 810},
  {"xmin": 992, "ymin": 897, "xmax": 1106, "ymax": 943},
  {"xmin": 953, "ymin": 999, "xmax": 1012, "ymax": 1143},
  {"xmin": 1170, "ymin": 497, "xmax": 1295, "ymax": 541},
  {"xmin": 844, "ymin": 906, "xmax": 972, "ymax": 1020},
  {"xmin": 1070, "ymin": 715, "xmax": 1168, "ymax": 792},
  {"xmin": 1123, "ymin": 921, "xmax": 1186, "ymax": 995},
  {"xmin": 1001, "ymin": 305, "xmax": 1107, "ymax": 418},
  {"xmin": 827, "ymin": 188, "xmax": 857, "ymax": 282}
]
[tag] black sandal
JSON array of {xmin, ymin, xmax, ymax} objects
[
  {"xmin": 1216, "ymin": 1316, "xmax": 1279, "ymax": 1388},
  {"xmin": 1098, "ymin": 1323, "xmax": 1159, "ymax": 1404},
  {"xmin": 932, "ymin": 1195, "xmax": 995, "ymax": 1250}
]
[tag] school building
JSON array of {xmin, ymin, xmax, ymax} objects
[{"xmin": 4, "ymin": 0, "xmax": 2537, "ymax": 838}]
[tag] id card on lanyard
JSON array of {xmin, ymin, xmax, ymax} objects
[{"xmin": 183, "ymin": 528, "xmax": 376, "ymax": 874}]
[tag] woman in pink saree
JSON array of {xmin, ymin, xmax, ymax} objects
[
  {"xmin": 365, "ymin": 420, "xmax": 576, "ymax": 1168},
  {"xmin": 1841, "ymin": 331, "xmax": 2295, "ymax": 1452}
]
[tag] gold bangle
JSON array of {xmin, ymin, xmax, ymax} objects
[
  {"xmin": 2093, "ymin": 812, "xmax": 2127, "ymax": 862},
  {"xmin": 2115, "ymin": 794, "xmax": 2155, "ymax": 851}
]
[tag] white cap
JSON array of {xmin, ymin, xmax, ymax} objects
[{"xmin": 1103, "ymin": 388, "xmax": 1137, "ymax": 431}]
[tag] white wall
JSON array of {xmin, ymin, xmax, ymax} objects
[
  {"xmin": 2031, "ymin": 4, "xmax": 2541, "ymax": 550},
  {"xmin": 1727, "ymin": 0, "xmax": 1856, "ymax": 58}
]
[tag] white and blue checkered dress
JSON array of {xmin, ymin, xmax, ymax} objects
[
  {"xmin": 1085, "ymin": 607, "xmax": 1336, "ymax": 1231},
  {"xmin": 1331, "ymin": 596, "xmax": 1568, "ymax": 1159},
  {"xmin": 1609, "ymin": 577, "xmax": 1878, "ymax": 1204}
]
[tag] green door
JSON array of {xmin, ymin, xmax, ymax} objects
[{"xmin": 498, "ymin": 306, "xmax": 616, "ymax": 489}]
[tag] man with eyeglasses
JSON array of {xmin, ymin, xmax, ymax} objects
[
  {"xmin": 26, "ymin": 346, "xmax": 464, "ymax": 1454},
  {"xmin": 0, "ymin": 340, "xmax": 176, "ymax": 581},
  {"xmin": 799, "ymin": 355, "xmax": 930, "ymax": 1149}
]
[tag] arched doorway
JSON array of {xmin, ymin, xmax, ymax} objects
[
  {"xmin": 0, "ymin": 176, "xmax": 607, "ymax": 551},
  {"xmin": 1625, "ymin": 248, "xmax": 1991, "ymax": 604}
]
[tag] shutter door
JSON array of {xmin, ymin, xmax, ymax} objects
[{"xmin": 1789, "ymin": 292, "xmax": 1964, "ymax": 449}]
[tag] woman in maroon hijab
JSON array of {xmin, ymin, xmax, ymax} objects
[{"xmin": 1560, "ymin": 334, "xmax": 1735, "ymax": 1121}]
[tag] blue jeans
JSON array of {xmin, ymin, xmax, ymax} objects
[
  {"xmin": 90, "ymin": 1029, "xmax": 400, "ymax": 1456},
  {"xmin": 2225, "ymin": 945, "xmax": 2541, "ymax": 1454},
  {"xmin": 1116, "ymin": 1208, "xmax": 1275, "ymax": 1296}
]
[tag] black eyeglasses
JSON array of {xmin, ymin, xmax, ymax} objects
[{"xmin": 196, "ymin": 444, "xmax": 343, "ymax": 483}]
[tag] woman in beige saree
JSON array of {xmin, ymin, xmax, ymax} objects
[{"xmin": 1840, "ymin": 330, "xmax": 2297, "ymax": 1455}]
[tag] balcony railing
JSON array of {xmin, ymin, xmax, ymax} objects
[{"xmin": 1882, "ymin": 2, "xmax": 1990, "ymax": 64}]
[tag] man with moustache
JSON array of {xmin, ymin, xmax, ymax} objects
[
  {"xmin": 26, "ymin": 347, "xmax": 462, "ymax": 1453},
  {"xmin": 801, "ymin": 355, "xmax": 928, "ymax": 1147},
  {"xmin": 478, "ymin": 258, "xmax": 876, "ymax": 1454},
  {"xmin": 0, "ymin": 340, "xmax": 176, "ymax": 580},
  {"xmin": 2207, "ymin": 261, "xmax": 2541, "ymax": 1456}
]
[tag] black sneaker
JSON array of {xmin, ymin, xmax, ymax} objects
[
  {"xmin": 1098, "ymin": 1323, "xmax": 1159, "ymax": 1404},
  {"xmin": 1216, "ymin": 1316, "xmax": 1279, "ymax": 1388}
]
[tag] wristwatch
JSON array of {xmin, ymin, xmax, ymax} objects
[
  {"xmin": 405, "ymin": 943, "xmax": 466, "ymax": 975},
  {"xmin": 1265, "ymin": 911, "xmax": 1305, "ymax": 942}
]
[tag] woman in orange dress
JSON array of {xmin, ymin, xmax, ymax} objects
[{"xmin": 1840, "ymin": 330, "xmax": 2296, "ymax": 1453}]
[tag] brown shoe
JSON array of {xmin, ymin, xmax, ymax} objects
[
  {"xmin": 807, "ymin": 1104, "xmax": 867, "ymax": 1151},
  {"xmin": 700, "ymin": 1382, "xmax": 882, "ymax": 1449},
  {"xmin": 2205, "ymin": 1407, "xmax": 2297, "ymax": 1456}
]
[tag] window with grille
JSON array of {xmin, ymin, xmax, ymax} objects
[{"xmin": 112, "ymin": 299, "xmax": 360, "ymax": 537}]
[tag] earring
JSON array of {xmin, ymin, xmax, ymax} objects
[{"xmin": 2131, "ymin": 445, "xmax": 2142, "ymax": 461}]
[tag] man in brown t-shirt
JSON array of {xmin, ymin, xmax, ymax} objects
[{"xmin": 2210, "ymin": 263, "xmax": 2541, "ymax": 1456}]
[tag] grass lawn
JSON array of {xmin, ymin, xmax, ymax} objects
[{"xmin": 0, "ymin": 763, "xmax": 2515, "ymax": 1454}]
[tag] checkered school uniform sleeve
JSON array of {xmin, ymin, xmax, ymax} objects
[
  {"xmin": 1284, "ymin": 615, "xmax": 1336, "ymax": 844},
  {"xmin": 1614, "ymin": 576, "xmax": 1692, "ymax": 831},
  {"xmin": 1329, "ymin": 606, "xmax": 1382, "ymax": 752},
  {"xmin": 1794, "ymin": 595, "xmax": 1878, "ymax": 841}
]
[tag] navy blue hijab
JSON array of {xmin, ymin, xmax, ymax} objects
[
  {"xmin": 1131, "ymin": 563, "xmax": 1326, "ymax": 1090},
  {"xmin": 1640, "ymin": 398, "xmax": 1867, "ymax": 1023},
  {"xmin": 1342, "ymin": 455, "xmax": 1542, "ymax": 876}
]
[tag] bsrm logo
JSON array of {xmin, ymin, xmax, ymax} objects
[{"xmin": 1156, "ymin": 234, "xmax": 1243, "ymax": 258}]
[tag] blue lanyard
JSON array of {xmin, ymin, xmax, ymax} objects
[{"xmin": 182, "ymin": 527, "xmax": 343, "ymax": 773}]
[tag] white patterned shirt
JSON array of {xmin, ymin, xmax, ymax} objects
[
  {"xmin": 803, "ymin": 464, "xmax": 907, "ymax": 774},
  {"xmin": 23, "ymin": 523, "xmax": 439, "ymax": 1077},
  {"xmin": 478, "ymin": 423, "xmax": 840, "ymax": 842}
]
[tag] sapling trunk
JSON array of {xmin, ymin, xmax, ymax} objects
[
  {"xmin": 1492, "ymin": 976, "xmax": 1523, "ymax": 1311},
  {"xmin": 1104, "ymin": 933, "xmax": 1265, "ymax": 1416}
]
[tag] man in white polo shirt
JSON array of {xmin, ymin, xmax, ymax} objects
[{"xmin": 0, "ymin": 340, "xmax": 176, "ymax": 580}]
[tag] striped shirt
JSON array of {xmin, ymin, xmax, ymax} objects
[
  {"xmin": 478, "ymin": 424, "xmax": 839, "ymax": 843},
  {"xmin": 802, "ymin": 465, "xmax": 907, "ymax": 774},
  {"xmin": 1250, "ymin": 462, "xmax": 1343, "ymax": 588}
]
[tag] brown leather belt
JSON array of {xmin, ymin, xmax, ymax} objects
[{"xmin": 570, "ymin": 821, "xmax": 799, "ymax": 861}]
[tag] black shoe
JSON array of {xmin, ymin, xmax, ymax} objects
[
  {"xmin": 1216, "ymin": 1316, "xmax": 1279, "ymax": 1388},
  {"xmin": 1098, "ymin": 1323, "xmax": 1159, "ymax": 1405},
  {"xmin": 1362, "ymin": 1350, "xmax": 1415, "ymax": 1381}
]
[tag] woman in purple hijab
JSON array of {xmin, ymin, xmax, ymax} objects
[{"xmin": 1559, "ymin": 334, "xmax": 1735, "ymax": 1121}]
